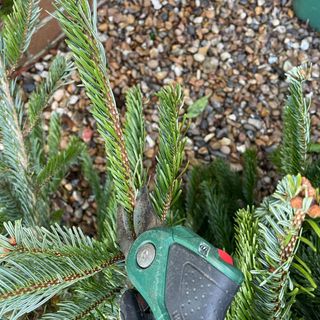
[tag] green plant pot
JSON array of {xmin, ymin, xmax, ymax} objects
[{"xmin": 293, "ymin": 0, "xmax": 320, "ymax": 31}]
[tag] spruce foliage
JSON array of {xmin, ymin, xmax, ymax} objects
[
  {"xmin": 0, "ymin": 1, "xmax": 319, "ymax": 319},
  {"xmin": 0, "ymin": 1, "xmax": 82, "ymax": 227},
  {"xmin": 186, "ymin": 149, "xmax": 257, "ymax": 253}
]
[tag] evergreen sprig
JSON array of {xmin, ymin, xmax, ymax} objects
[
  {"xmin": 281, "ymin": 63, "xmax": 312, "ymax": 175},
  {"xmin": 242, "ymin": 149, "xmax": 258, "ymax": 206},
  {"xmin": 227, "ymin": 207, "xmax": 258, "ymax": 320},
  {"xmin": 0, "ymin": 1, "xmax": 81, "ymax": 227},
  {"xmin": 36, "ymin": 136, "xmax": 84, "ymax": 195},
  {"xmin": 202, "ymin": 182, "xmax": 234, "ymax": 252},
  {"xmin": 47, "ymin": 111, "xmax": 62, "ymax": 158},
  {"xmin": 55, "ymin": 0, "xmax": 136, "ymax": 218},
  {"xmin": 40, "ymin": 277, "xmax": 122, "ymax": 320},
  {"xmin": 0, "ymin": 221, "xmax": 124, "ymax": 319},
  {"xmin": 1, "ymin": 0, "xmax": 41, "ymax": 72},
  {"xmin": 124, "ymin": 86, "xmax": 146, "ymax": 191},
  {"xmin": 151, "ymin": 85, "xmax": 186, "ymax": 221},
  {"xmin": 0, "ymin": 57, "xmax": 36, "ymax": 225},
  {"xmin": 81, "ymin": 148, "xmax": 117, "ymax": 244},
  {"xmin": 252, "ymin": 175, "xmax": 313, "ymax": 319}
]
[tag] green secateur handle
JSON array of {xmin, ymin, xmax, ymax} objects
[{"xmin": 126, "ymin": 226, "xmax": 244, "ymax": 320}]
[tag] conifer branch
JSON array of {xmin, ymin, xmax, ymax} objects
[
  {"xmin": 242, "ymin": 148, "xmax": 258, "ymax": 205},
  {"xmin": 41, "ymin": 278, "xmax": 122, "ymax": 320},
  {"xmin": 0, "ymin": 182, "xmax": 23, "ymax": 222},
  {"xmin": 252, "ymin": 175, "xmax": 313, "ymax": 319},
  {"xmin": 124, "ymin": 86, "xmax": 146, "ymax": 190},
  {"xmin": 47, "ymin": 111, "xmax": 61, "ymax": 158},
  {"xmin": 151, "ymin": 85, "xmax": 186, "ymax": 221},
  {"xmin": 26, "ymin": 55, "xmax": 73, "ymax": 137},
  {"xmin": 0, "ymin": 57, "xmax": 36, "ymax": 224},
  {"xmin": 81, "ymin": 147, "xmax": 103, "ymax": 208},
  {"xmin": 55, "ymin": 0, "xmax": 136, "ymax": 217},
  {"xmin": 185, "ymin": 165, "xmax": 207, "ymax": 232},
  {"xmin": 202, "ymin": 182, "xmax": 234, "ymax": 253},
  {"xmin": 281, "ymin": 63, "xmax": 312, "ymax": 175},
  {"xmin": 0, "ymin": 221, "xmax": 124, "ymax": 319},
  {"xmin": 81, "ymin": 148, "xmax": 118, "ymax": 243},
  {"xmin": 227, "ymin": 207, "xmax": 258, "ymax": 320},
  {"xmin": 36, "ymin": 136, "xmax": 84, "ymax": 195},
  {"xmin": 1, "ymin": 0, "xmax": 41, "ymax": 73}
]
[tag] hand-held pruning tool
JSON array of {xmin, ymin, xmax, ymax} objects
[{"xmin": 118, "ymin": 188, "xmax": 244, "ymax": 320}]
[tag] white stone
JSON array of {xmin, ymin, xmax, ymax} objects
[
  {"xmin": 172, "ymin": 65, "xmax": 183, "ymax": 77},
  {"xmin": 237, "ymin": 145, "xmax": 246, "ymax": 153},
  {"xmin": 221, "ymin": 52, "xmax": 231, "ymax": 61},
  {"xmin": 151, "ymin": 0, "xmax": 162, "ymax": 9},
  {"xmin": 146, "ymin": 135, "xmax": 155, "ymax": 148},
  {"xmin": 35, "ymin": 63, "xmax": 44, "ymax": 71},
  {"xmin": 272, "ymin": 19, "xmax": 280, "ymax": 26},
  {"xmin": 300, "ymin": 38, "xmax": 310, "ymax": 51},
  {"xmin": 221, "ymin": 145, "xmax": 231, "ymax": 155},
  {"xmin": 69, "ymin": 95, "xmax": 79, "ymax": 105},
  {"xmin": 193, "ymin": 53, "xmax": 205, "ymax": 63},
  {"xmin": 194, "ymin": 17, "xmax": 203, "ymax": 24}
]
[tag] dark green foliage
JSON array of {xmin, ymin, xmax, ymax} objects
[
  {"xmin": 305, "ymin": 158, "xmax": 320, "ymax": 188},
  {"xmin": 202, "ymin": 182, "xmax": 234, "ymax": 252},
  {"xmin": 0, "ymin": 0, "xmax": 14, "ymax": 17},
  {"xmin": 242, "ymin": 148, "xmax": 258, "ymax": 205},
  {"xmin": 186, "ymin": 150, "xmax": 258, "ymax": 253},
  {"xmin": 292, "ymin": 233, "xmax": 320, "ymax": 319}
]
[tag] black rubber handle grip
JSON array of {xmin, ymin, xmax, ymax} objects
[
  {"xmin": 165, "ymin": 244, "xmax": 240, "ymax": 320},
  {"xmin": 120, "ymin": 289, "xmax": 155, "ymax": 320}
]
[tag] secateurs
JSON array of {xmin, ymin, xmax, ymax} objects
[{"xmin": 117, "ymin": 188, "xmax": 244, "ymax": 320}]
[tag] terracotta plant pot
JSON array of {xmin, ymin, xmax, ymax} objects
[{"xmin": 293, "ymin": 0, "xmax": 320, "ymax": 31}]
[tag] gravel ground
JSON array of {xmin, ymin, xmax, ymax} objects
[{"xmin": 21, "ymin": 0, "xmax": 320, "ymax": 232}]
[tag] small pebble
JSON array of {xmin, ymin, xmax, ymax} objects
[
  {"xmin": 53, "ymin": 89, "xmax": 65, "ymax": 102},
  {"xmin": 69, "ymin": 95, "xmax": 79, "ymax": 105},
  {"xmin": 221, "ymin": 145, "xmax": 231, "ymax": 155},
  {"xmin": 194, "ymin": 53, "xmax": 205, "ymax": 63},
  {"xmin": 300, "ymin": 38, "xmax": 310, "ymax": 51},
  {"xmin": 148, "ymin": 60, "xmax": 159, "ymax": 69}
]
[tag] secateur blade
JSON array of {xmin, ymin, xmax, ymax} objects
[
  {"xmin": 133, "ymin": 186, "xmax": 161, "ymax": 237},
  {"xmin": 117, "ymin": 186, "xmax": 161, "ymax": 258}
]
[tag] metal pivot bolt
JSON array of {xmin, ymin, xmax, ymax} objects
[{"xmin": 136, "ymin": 243, "xmax": 156, "ymax": 269}]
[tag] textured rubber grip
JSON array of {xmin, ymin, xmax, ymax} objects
[{"xmin": 165, "ymin": 244, "xmax": 240, "ymax": 320}]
